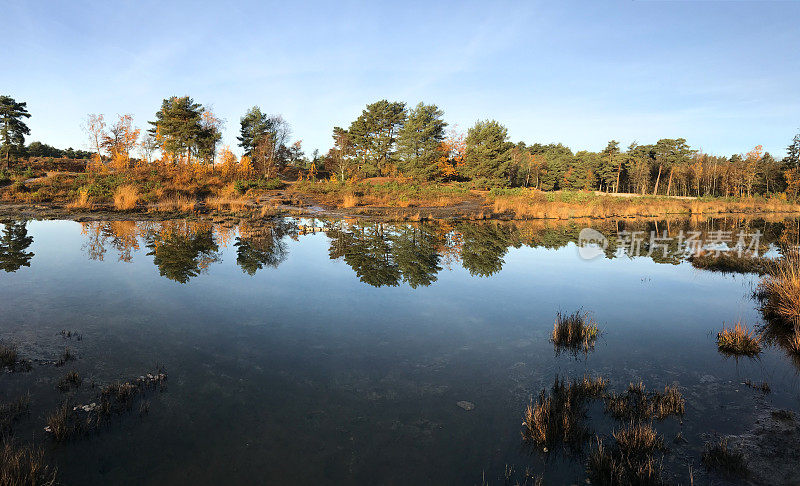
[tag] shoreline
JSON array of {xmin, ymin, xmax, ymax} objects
[{"xmin": 3, "ymin": 200, "xmax": 800, "ymax": 224}]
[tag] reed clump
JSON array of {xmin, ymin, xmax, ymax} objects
[
  {"xmin": 702, "ymin": 438, "xmax": 748, "ymax": 479},
  {"xmin": 66, "ymin": 188, "xmax": 92, "ymax": 209},
  {"xmin": 758, "ymin": 248, "xmax": 800, "ymax": 334},
  {"xmin": 0, "ymin": 441, "xmax": 57, "ymax": 486},
  {"xmin": 0, "ymin": 343, "xmax": 31, "ymax": 372},
  {"xmin": 689, "ymin": 252, "xmax": 770, "ymax": 275},
  {"xmin": 605, "ymin": 382, "xmax": 684, "ymax": 422},
  {"xmin": 522, "ymin": 375, "xmax": 606, "ymax": 451},
  {"xmin": 0, "ymin": 394, "xmax": 31, "ymax": 436},
  {"xmin": 551, "ymin": 310, "xmax": 600, "ymax": 356},
  {"xmin": 56, "ymin": 371, "xmax": 82, "ymax": 392},
  {"xmin": 717, "ymin": 322, "xmax": 762, "ymax": 357},
  {"xmin": 587, "ymin": 434, "xmax": 665, "ymax": 486},
  {"xmin": 112, "ymin": 184, "xmax": 139, "ymax": 210}
]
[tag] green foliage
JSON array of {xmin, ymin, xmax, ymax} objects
[
  {"xmin": 234, "ymin": 178, "xmax": 285, "ymax": 194},
  {"xmin": 346, "ymin": 99, "xmax": 406, "ymax": 176},
  {"xmin": 396, "ymin": 102, "xmax": 447, "ymax": 180},
  {"xmin": 0, "ymin": 220, "xmax": 35, "ymax": 272},
  {"xmin": 148, "ymin": 96, "xmax": 220, "ymax": 163},
  {"xmin": 463, "ymin": 120, "xmax": 512, "ymax": 180},
  {"xmin": 0, "ymin": 95, "xmax": 31, "ymax": 168}
]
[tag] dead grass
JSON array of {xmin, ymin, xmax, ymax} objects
[
  {"xmin": 702, "ymin": 438, "xmax": 748, "ymax": 479},
  {"xmin": 206, "ymin": 195, "xmax": 251, "ymax": 212},
  {"xmin": 56, "ymin": 371, "xmax": 82, "ymax": 392},
  {"xmin": 759, "ymin": 248, "xmax": 800, "ymax": 329},
  {"xmin": 551, "ymin": 310, "xmax": 600, "ymax": 356},
  {"xmin": 0, "ymin": 441, "xmax": 57, "ymax": 486},
  {"xmin": 605, "ymin": 382, "xmax": 684, "ymax": 422},
  {"xmin": 0, "ymin": 394, "xmax": 31, "ymax": 436},
  {"xmin": 717, "ymin": 321, "xmax": 762, "ymax": 357},
  {"xmin": 148, "ymin": 195, "xmax": 197, "ymax": 213},
  {"xmin": 66, "ymin": 188, "xmax": 92, "ymax": 209},
  {"xmin": 690, "ymin": 252, "xmax": 770, "ymax": 275},
  {"xmin": 587, "ymin": 435, "xmax": 665, "ymax": 486},
  {"xmin": 341, "ymin": 194, "xmax": 359, "ymax": 208},
  {"xmin": 522, "ymin": 375, "xmax": 606, "ymax": 451},
  {"xmin": 613, "ymin": 423, "xmax": 664, "ymax": 457},
  {"xmin": 0, "ymin": 343, "xmax": 31, "ymax": 373},
  {"xmin": 112, "ymin": 184, "xmax": 139, "ymax": 210}
]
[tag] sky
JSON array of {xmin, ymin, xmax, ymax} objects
[{"xmin": 4, "ymin": 0, "xmax": 799, "ymax": 158}]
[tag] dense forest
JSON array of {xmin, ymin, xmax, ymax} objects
[{"xmin": 2, "ymin": 94, "xmax": 800, "ymax": 199}]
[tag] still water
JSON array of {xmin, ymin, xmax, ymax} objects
[{"xmin": 1, "ymin": 217, "xmax": 798, "ymax": 485}]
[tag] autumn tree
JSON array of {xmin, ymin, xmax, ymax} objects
[
  {"xmin": 327, "ymin": 127, "xmax": 356, "ymax": 181},
  {"xmin": 463, "ymin": 120, "xmax": 512, "ymax": 182},
  {"xmin": 437, "ymin": 129, "xmax": 466, "ymax": 180},
  {"xmin": 139, "ymin": 133, "xmax": 157, "ymax": 164},
  {"xmin": 84, "ymin": 114, "xmax": 106, "ymax": 163},
  {"xmin": 395, "ymin": 102, "xmax": 447, "ymax": 180},
  {"xmin": 0, "ymin": 96, "xmax": 31, "ymax": 169},
  {"xmin": 101, "ymin": 114, "xmax": 140, "ymax": 168}
]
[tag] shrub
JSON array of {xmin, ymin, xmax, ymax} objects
[{"xmin": 113, "ymin": 184, "xmax": 140, "ymax": 210}]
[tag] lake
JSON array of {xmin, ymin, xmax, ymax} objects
[{"xmin": 1, "ymin": 216, "xmax": 798, "ymax": 485}]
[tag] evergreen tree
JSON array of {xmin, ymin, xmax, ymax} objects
[
  {"xmin": 463, "ymin": 120, "xmax": 512, "ymax": 182},
  {"xmin": 347, "ymin": 100, "xmax": 406, "ymax": 177},
  {"xmin": 148, "ymin": 96, "xmax": 206, "ymax": 163},
  {"xmin": 785, "ymin": 131, "xmax": 800, "ymax": 169},
  {"xmin": 396, "ymin": 102, "xmax": 447, "ymax": 180},
  {"xmin": 0, "ymin": 96, "xmax": 31, "ymax": 169}
]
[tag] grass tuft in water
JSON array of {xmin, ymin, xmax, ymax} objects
[
  {"xmin": 56, "ymin": 371, "xmax": 82, "ymax": 392},
  {"xmin": 606, "ymin": 382, "xmax": 684, "ymax": 422},
  {"xmin": 689, "ymin": 252, "xmax": 770, "ymax": 275},
  {"xmin": 717, "ymin": 322, "xmax": 761, "ymax": 357},
  {"xmin": 0, "ymin": 394, "xmax": 31, "ymax": 437},
  {"xmin": 522, "ymin": 375, "xmax": 606, "ymax": 451},
  {"xmin": 0, "ymin": 343, "xmax": 32, "ymax": 372},
  {"xmin": 701, "ymin": 438, "xmax": 748, "ymax": 479},
  {"xmin": 0, "ymin": 441, "xmax": 57, "ymax": 486},
  {"xmin": 550, "ymin": 311, "xmax": 600, "ymax": 356},
  {"xmin": 587, "ymin": 434, "xmax": 665, "ymax": 486},
  {"xmin": 55, "ymin": 348, "xmax": 75, "ymax": 367}
]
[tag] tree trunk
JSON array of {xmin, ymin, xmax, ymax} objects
[
  {"xmin": 666, "ymin": 167, "xmax": 674, "ymax": 196},
  {"xmin": 653, "ymin": 164, "xmax": 663, "ymax": 195},
  {"xmin": 614, "ymin": 160, "xmax": 622, "ymax": 193}
]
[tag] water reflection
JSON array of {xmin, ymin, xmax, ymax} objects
[
  {"xmin": 62, "ymin": 216, "xmax": 799, "ymax": 285},
  {"xmin": 0, "ymin": 220, "xmax": 34, "ymax": 272}
]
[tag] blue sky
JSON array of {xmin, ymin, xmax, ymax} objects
[{"xmin": 4, "ymin": 0, "xmax": 799, "ymax": 158}]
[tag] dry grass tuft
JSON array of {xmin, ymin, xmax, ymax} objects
[
  {"xmin": 613, "ymin": 423, "xmax": 664, "ymax": 457},
  {"xmin": 702, "ymin": 438, "xmax": 748, "ymax": 479},
  {"xmin": 341, "ymin": 194, "xmax": 359, "ymax": 208},
  {"xmin": 587, "ymin": 435, "xmax": 665, "ymax": 486},
  {"xmin": 551, "ymin": 310, "xmax": 600, "ymax": 356},
  {"xmin": 717, "ymin": 321, "xmax": 761, "ymax": 357},
  {"xmin": 66, "ymin": 188, "xmax": 92, "ymax": 209},
  {"xmin": 112, "ymin": 184, "xmax": 139, "ymax": 210},
  {"xmin": 606, "ymin": 382, "xmax": 684, "ymax": 422},
  {"xmin": 759, "ymin": 249, "xmax": 800, "ymax": 329},
  {"xmin": 0, "ymin": 441, "xmax": 57, "ymax": 486},
  {"xmin": 0, "ymin": 394, "xmax": 31, "ymax": 435},
  {"xmin": 0, "ymin": 343, "xmax": 31, "ymax": 373},
  {"xmin": 149, "ymin": 195, "xmax": 197, "ymax": 212},
  {"xmin": 522, "ymin": 375, "xmax": 606, "ymax": 451}
]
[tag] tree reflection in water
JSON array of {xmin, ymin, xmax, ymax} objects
[
  {"xmin": 71, "ymin": 216, "xmax": 797, "ymax": 286},
  {"xmin": 0, "ymin": 220, "xmax": 34, "ymax": 272}
]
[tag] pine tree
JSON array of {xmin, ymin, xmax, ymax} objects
[
  {"xmin": 396, "ymin": 102, "xmax": 447, "ymax": 180},
  {"xmin": 463, "ymin": 120, "xmax": 512, "ymax": 182},
  {"xmin": 0, "ymin": 96, "xmax": 31, "ymax": 169}
]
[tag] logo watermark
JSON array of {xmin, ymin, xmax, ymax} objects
[{"xmin": 577, "ymin": 228, "xmax": 762, "ymax": 260}]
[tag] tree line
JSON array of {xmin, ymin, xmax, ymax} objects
[{"xmin": 2, "ymin": 93, "xmax": 800, "ymax": 197}]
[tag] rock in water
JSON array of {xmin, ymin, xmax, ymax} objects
[{"xmin": 456, "ymin": 401, "xmax": 475, "ymax": 411}]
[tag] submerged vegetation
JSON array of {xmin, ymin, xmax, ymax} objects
[
  {"xmin": 716, "ymin": 322, "xmax": 762, "ymax": 357},
  {"xmin": 46, "ymin": 370, "xmax": 167, "ymax": 441}
]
